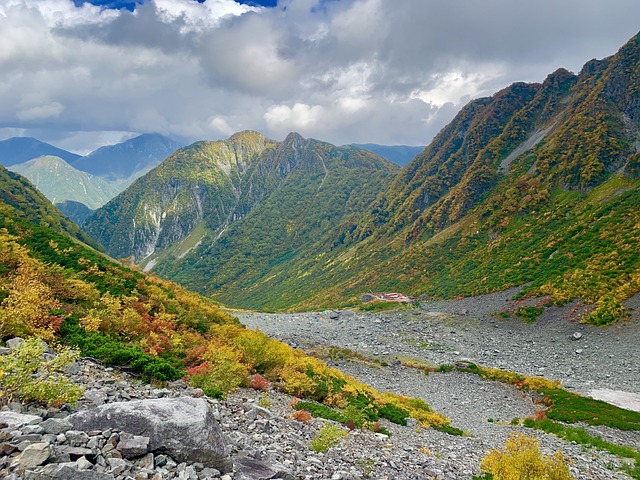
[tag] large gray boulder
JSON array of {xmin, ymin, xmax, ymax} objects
[{"xmin": 66, "ymin": 397, "xmax": 230, "ymax": 472}]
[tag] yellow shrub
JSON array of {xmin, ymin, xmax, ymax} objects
[
  {"xmin": 480, "ymin": 433, "xmax": 573, "ymax": 480},
  {"xmin": 277, "ymin": 364, "xmax": 317, "ymax": 397},
  {"xmin": 522, "ymin": 377, "xmax": 562, "ymax": 391}
]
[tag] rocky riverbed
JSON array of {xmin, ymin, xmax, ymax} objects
[{"xmin": 235, "ymin": 288, "xmax": 640, "ymax": 479}]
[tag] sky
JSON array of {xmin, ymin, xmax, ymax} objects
[{"xmin": 1, "ymin": 1, "xmax": 639, "ymax": 154}]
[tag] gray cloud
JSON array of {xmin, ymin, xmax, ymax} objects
[{"xmin": 0, "ymin": 0, "xmax": 638, "ymax": 153}]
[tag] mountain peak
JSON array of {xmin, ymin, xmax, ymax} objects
[
  {"xmin": 0, "ymin": 137, "xmax": 80, "ymax": 167},
  {"xmin": 283, "ymin": 132, "xmax": 306, "ymax": 148}
]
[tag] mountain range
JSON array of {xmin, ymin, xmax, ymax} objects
[
  {"xmin": 82, "ymin": 32, "xmax": 640, "ymax": 322},
  {"xmin": 0, "ymin": 133, "xmax": 184, "ymax": 221}
]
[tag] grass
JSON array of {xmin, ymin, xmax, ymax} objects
[
  {"xmin": 524, "ymin": 418, "xmax": 640, "ymax": 479},
  {"xmin": 540, "ymin": 388, "xmax": 640, "ymax": 431}
]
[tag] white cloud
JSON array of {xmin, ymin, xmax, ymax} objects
[
  {"xmin": 16, "ymin": 102, "xmax": 65, "ymax": 120},
  {"xmin": 1, "ymin": 0, "xmax": 639, "ymax": 152}
]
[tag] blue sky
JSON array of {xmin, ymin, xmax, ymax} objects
[
  {"xmin": 74, "ymin": 0, "xmax": 278, "ymax": 9},
  {"xmin": 2, "ymin": 0, "xmax": 639, "ymax": 153}
]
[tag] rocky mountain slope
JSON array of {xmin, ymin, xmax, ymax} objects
[
  {"xmin": 83, "ymin": 131, "xmax": 398, "ymax": 286},
  {"xmin": 84, "ymin": 33, "xmax": 639, "ymax": 318}
]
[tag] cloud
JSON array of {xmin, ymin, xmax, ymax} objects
[{"xmin": 1, "ymin": 0, "xmax": 639, "ymax": 153}]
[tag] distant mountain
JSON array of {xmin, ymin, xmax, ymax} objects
[
  {"xmin": 72, "ymin": 133, "xmax": 183, "ymax": 180},
  {"xmin": 351, "ymin": 144, "xmax": 425, "ymax": 166},
  {"xmin": 0, "ymin": 164, "xmax": 99, "ymax": 249},
  {"xmin": 8, "ymin": 156, "xmax": 124, "ymax": 210},
  {"xmin": 55, "ymin": 200, "xmax": 94, "ymax": 225},
  {"xmin": 84, "ymin": 131, "xmax": 399, "ymax": 308},
  {"xmin": 0, "ymin": 137, "xmax": 80, "ymax": 167}
]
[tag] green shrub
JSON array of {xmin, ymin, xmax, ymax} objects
[
  {"xmin": 310, "ymin": 424, "xmax": 348, "ymax": 453},
  {"xmin": 295, "ymin": 401, "xmax": 347, "ymax": 423},
  {"xmin": 514, "ymin": 306, "xmax": 544, "ymax": 323},
  {"xmin": 59, "ymin": 317, "xmax": 183, "ymax": 381},
  {"xmin": 0, "ymin": 337, "xmax": 85, "ymax": 406}
]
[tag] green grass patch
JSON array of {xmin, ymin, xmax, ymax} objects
[
  {"xmin": 358, "ymin": 300, "xmax": 409, "ymax": 312},
  {"xmin": 541, "ymin": 388, "xmax": 640, "ymax": 431},
  {"xmin": 524, "ymin": 417, "xmax": 640, "ymax": 479},
  {"xmin": 513, "ymin": 306, "xmax": 543, "ymax": 323}
]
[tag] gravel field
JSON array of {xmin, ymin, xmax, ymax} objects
[{"xmin": 234, "ymin": 288, "xmax": 640, "ymax": 478}]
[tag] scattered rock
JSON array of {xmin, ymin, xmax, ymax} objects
[
  {"xmin": 572, "ymin": 332, "xmax": 583, "ymax": 340},
  {"xmin": 67, "ymin": 397, "xmax": 231, "ymax": 472},
  {"xmin": 16, "ymin": 442, "xmax": 50, "ymax": 468}
]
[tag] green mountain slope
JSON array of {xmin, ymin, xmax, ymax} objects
[
  {"xmin": 294, "ymin": 33, "xmax": 640, "ymax": 322},
  {"xmin": 9, "ymin": 156, "xmax": 123, "ymax": 210},
  {"xmin": 84, "ymin": 131, "xmax": 398, "ymax": 284},
  {"xmin": 84, "ymin": 34, "xmax": 639, "ymax": 319},
  {"xmin": 0, "ymin": 164, "xmax": 100, "ymax": 249}
]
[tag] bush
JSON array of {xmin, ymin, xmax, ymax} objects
[
  {"xmin": 292, "ymin": 409, "xmax": 312, "ymax": 423},
  {"xmin": 0, "ymin": 337, "xmax": 85, "ymax": 407},
  {"xmin": 310, "ymin": 424, "xmax": 348, "ymax": 453},
  {"xmin": 480, "ymin": 433, "xmax": 573, "ymax": 480},
  {"xmin": 250, "ymin": 373, "xmax": 270, "ymax": 391}
]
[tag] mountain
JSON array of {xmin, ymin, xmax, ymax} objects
[
  {"xmin": 0, "ymin": 164, "xmax": 99, "ymax": 249},
  {"xmin": 297, "ymin": 33, "xmax": 640, "ymax": 323},
  {"xmin": 71, "ymin": 133, "xmax": 183, "ymax": 180},
  {"xmin": 84, "ymin": 34, "xmax": 639, "ymax": 320},
  {"xmin": 8, "ymin": 156, "xmax": 124, "ymax": 210},
  {"xmin": 0, "ymin": 137, "xmax": 80, "ymax": 167},
  {"xmin": 0, "ymin": 150, "xmax": 452, "ymax": 442},
  {"xmin": 56, "ymin": 200, "xmax": 94, "ymax": 225},
  {"xmin": 83, "ymin": 131, "xmax": 398, "ymax": 293},
  {"xmin": 351, "ymin": 144, "xmax": 425, "ymax": 166}
]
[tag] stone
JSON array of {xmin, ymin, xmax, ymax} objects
[
  {"xmin": 16, "ymin": 442, "xmax": 50, "ymax": 468},
  {"xmin": 84, "ymin": 390, "xmax": 109, "ymax": 406},
  {"xmin": 5, "ymin": 337, "xmax": 24, "ymax": 350},
  {"xmin": 76, "ymin": 455, "xmax": 94, "ymax": 470},
  {"xmin": 40, "ymin": 418, "xmax": 72, "ymax": 435},
  {"xmin": 118, "ymin": 433, "xmax": 150, "ymax": 459},
  {"xmin": 235, "ymin": 456, "xmax": 295, "ymax": 480},
  {"xmin": 572, "ymin": 332, "xmax": 583, "ymax": 340},
  {"xmin": 67, "ymin": 397, "xmax": 231, "ymax": 472},
  {"xmin": 28, "ymin": 463, "xmax": 115, "ymax": 479},
  {"xmin": 54, "ymin": 445, "xmax": 94, "ymax": 460},
  {"xmin": 0, "ymin": 411, "xmax": 42, "ymax": 429},
  {"xmin": 107, "ymin": 457, "xmax": 128, "ymax": 475}
]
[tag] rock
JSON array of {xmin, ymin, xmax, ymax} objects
[
  {"xmin": 40, "ymin": 418, "xmax": 72, "ymax": 435},
  {"xmin": 84, "ymin": 390, "xmax": 108, "ymax": 406},
  {"xmin": 0, "ymin": 411, "xmax": 42, "ymax": 429},
  {"xmin": 234, "ymin": 456, "xmax": 295, "ymax": 480},
  {"xmin": 118, "ymin": 433, "xmax": 150, "ymax": 459},
  {"xmin": 29, "ymin": 463, "xmax": 115, "ymax": 479},
  {"xmin": 329, "ymin": 311, "xmax": 340, "ymax": 320},
  {"xmin": 67, "ymin": 397, "xmax": 231, "ymax": 472},
  {"xmin": 16, "ymin": 442, "xmax": 50, "ymax": 468},
  {"xmin": 571, "ymin": 332, "xmax": 583, "ymax": 340},
  {"xmin": 5, "ymin": 337, "xmax": 24, "ymax": 350}
]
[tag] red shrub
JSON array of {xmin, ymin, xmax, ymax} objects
[
  {"xmin": 250, "ymin": 373, "xmax": 270, "ymax": 391},
  {"xmin": 292, "ymin": 410, "xmax": 312, "ymax": 423}
]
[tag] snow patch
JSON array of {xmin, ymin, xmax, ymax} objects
[{"xmin": 589, "ymin": 389, "xmax": 640, "ymax": 413}]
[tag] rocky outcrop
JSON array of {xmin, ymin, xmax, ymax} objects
[{"xmin": 67, "ymin": 397, "xmax": 230, "ymax": 472}]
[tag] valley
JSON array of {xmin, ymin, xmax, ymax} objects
[{"xmin": 237, "ymin": 291, "xmax": 640, "ymax": 478}]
